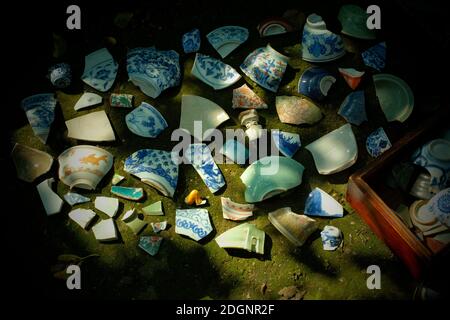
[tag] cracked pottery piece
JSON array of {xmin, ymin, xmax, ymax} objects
[
  {"xmin": 36, "ymin": 178, "xmax": 63, "ymax": 216},
  {"xmin": 111, "ymin": 186, "xmax": 144, "ymax": 201},
  {"xmin": 240, "ymin": 156, "xmax": 304, "ymax": 203},
  {"xmin": 268, "ymin": 207, "xmax": 317, "ymax": 246},
  {"xmin": 366, "ymin": 127, "xmax": 392, "ymax": 158},
  {"xmin": 207, "ymin": 26, "xmax": 249, "ymax": 58},
  {"xmin": 69, "ymin": 208, "xmax": 96, "ymax": 229},
  {"xmin": 232, "ymin": 84, "xmax": 268, "ymax": 110},
  {"xmin": 338, "ymin": 68, "xmax": 365, "ymax": 90},
  {"xmin": 48, "ymin": 63, "xmax": 71, "ymax": 88},
  {"xmin": 180, "ymin": 95, "xmax": 230, "ymax": 141},
  {"xmin": 320, "ymin": 225, "xmax": 343, "ymax": 251},
  {"xmin": 124, "ymin": 149, "xmax": 178, "ymax": 198},
  {"xmin": 112, "ymin": 173, "xmax": 125, "ymax": 185},
  {"xmin": 240, "ymin": 44, "xmax": 289, "ymax": 92},
  {"xmin": 110, "ymin": 93, "xmax": 133, "ymax": 108},
  {"xmin": 151, "ymin": 221, "xmax": 167, "ymax": 233},
  {"xmin": 175, "ymin": 209, "xmax": 213, "ymax": 241},
  {"xmin": 182, "ymin": 28, "xmax": 201, "ymax": 53},
  {"xmin": 362, "ymin": 42, "xmax": 386, "ymax": 71},
  {"xmin": 306, "ymin": 123, "xmax": 358, "ymax": 175},
  {"xmin": 191, "ymin": 53, "xmax": 241, "ymax": 90},
  {"xmin": 298, "ymin": 67, "xmax": 336, "ymax": 101},
  {"xmin": 143, "ymin": 201, "xmax": 164, "ymax": 216},
  {"xmin": 66, "ymin": 110, "xmax": 115, "ymax": 142},
  {"xmin": 221, "ymin": 197, "xmax": 254, "ymax": 221},
  {"xmin": 95, "ymin": 196, "xmax": 119, "ymax": 218},
  {"xmin": 272, "ymin": 130, "xmax": 301, "ymax": 158},
  {"xmin": 304, "ymin": 187, "xmax": 344, "ymax": 218},
  {"xmin": 11, "ymin": 143, "xmax": 53, "ymax": 182},
  {"xmin": 122, "ymin": 208, "xmax": 137, "ymax": 222},
  {"xmin": 219, "ymin": 139, "xmax": 249, "ymax": 164},
  {"xmin": 58, "ymin": 145, "xmax": 113, "ymax": 190},
  {"xmin": 21, "ymin": 93, "xmax": 57, "ymax": 144},
  {"xmin": 215, "ymin": 223, "xmax": 265, "ymax": 254},
  {"xmin": 257, "ymin": 17, "xmax": 295, "ymax": 37},
  {"xmin": 92, "ymin": 219, "xmax": 118, "ymax": 241},
  {"xmin": 125, "ymin": 102, "xmax": 168, "ymax": 138},
  {"xmin": 81, "ymin": 48, "xmax": 118, "ymax": 92},
  {"xmin": 338, "ymin": 5, "xmax": 376, "ymax": 39},
  {"xmin": 74, "ymin": 92, "xmax": 103, "ymax": 111},
  {"xmin": 64, "ymin": 192, "xmax": 90, "ymax": 206},
  {"xmin": 301, "ymin": 14, "xmax": 345, "ymax": 62},
  {"xmin": 185, "ymin": 189, "xmax": 206, "ymax": 206},
  {"xmin": 338, "ymin": 90, "xmax": 367, "ymax": 125},
  {"xmin": 139, "ymin": 236, "xmax": 163, "ymax": 256},
  {"xmin": 275, "ymin": 96, "xmax": 322, "ymax": 125}
]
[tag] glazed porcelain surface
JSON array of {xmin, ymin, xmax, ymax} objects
[
  {"xmin": 36, "ymin": 178, "xmax": 63, "ymax": 216},
  {"xmin": 185, "ymin": 189, "xmax": 206, "ymax": 206},
  {"xmin": 191, "ymin": 53, "xmax": 241, "ymax": 90},
  {"xmin": 182, "ymin": 28, "xmax": 201, "ymax": 54},
  {"xmin": 304, "ymin": 187, "xmax": 344, "ymax": 218},
  {"xmin": 58, "ymin": 145, "xmax": 113, "ymax": 190},
  {"xmin": 126, "ymin": 102, "xmax": 168, "ymax": 138},
  {"xmin": 48, "ymin": 63, "xmax": 72, "ymax": 88},
  {"xmin": 366, "ymin": 127, "xmax": 392, "ymax": 158},
  {"xmin": 66, "ymin": 110, "xmax": 116, "ymax": 142},
  {"xmin": 95, "ymin": 196, "xmax": 119, "ymax": 218},
  {"xmin": 338, "ymin": 68, "xmax": 365, "ymax": 90},
  {"xmin": 362, "ymin": 42, "xmax": 386, "ymax": 71},
  {"xmin": 112, "ymin": 173, "xmax": 125, "ymax": 185},
  {"xmin": 427, "ymin": 188, "xmax": 450, "ymax": 227},
  {"xmin": 232, "ymin": 84, "xmax": 268, "ymax": 109},
  {"xmin": 64, "ymin": 192, "xmax": 90, "ymax": 206},
  {"xmin": 240, "ymin": 44, "xmax": 289, "ymax": 93},
  {"xmin": 175, "ymin": 209, "xmax": 213, "ymax": 241},
  {"xmin": 92, "ymin": 219, "xmax": 118, "ymax": 241},
  {"xmin": 215, "ymin": 223, "xmax": 265, "ymax": 254},
  {"xmin": 338, "ymin": 5, "xmax": 376, "ymax": 39},
  {"xmin": 272, "ymin": 130, "xmax": 301, "ymax": 158},
  {"xmin": 410, "ymin": 172, "xmax": 433, "ymax": 200},
  {"xmin": 143, "ymin": 201, "xmax": 164, "ymax": 216},
  {"xmin": 69, "ymin": 208, "xmax": 96, "ymax": 229},
  {"xmin": 298, "ymin": 67, "xmax": 336, "ymax": 101},
  {"xmin": 320, "ymin": 225, "xmax": 343, "ymax": 250},
  {"xmin": 306, "ymin": 123, "xmax": 358, "ymax": 175},
  {"xmin": 139, "ymin": 236, "xmax": 163, "ymax": 256},
  {"xmin": 11, "ymin": 143, "xmax": 53, "ymax": 182},
  {"xmin": 338, "ymin": 90, "xmax": 367, "ymax": 125},
  {"xmin": 206, "ymin": 26, "xmax": 249, "ymax": 58},
  {"xmin": 74, "ymin": 92, "xmax": 103, "ymax": 111},
  {"xmin": 21, "ymin": 93, "xmax": 57, "ymax": 144},
  {"xmin": 240, "ymin": 156, "xmax": 305, "ymax": 203},
  {"xmin": 219, "ymin": 139, "xmax": 249, "ymax": 164},
  {"xmin": 276, "ymin": 96, "xmax": 322, "ymax": 125},
  {"xmin": 110, "ymin": 93, "xmax": 133, "ymax": 108},
  {"xmin": 373, "ymin": 73, "xmax": 414, "ymax": 123},
  {"xmin": 257, "ymin": 18, "xmax": 294, "ymax": 37},
  {"xmin": 81, "ymin": 48, "xmax": 118, "ymax": 92},
  {"xmin": 151, "ymin": 221, "xmax": 167, "ymax": 233},
  {"xmin": 111, "ymin": 186, "xmax": 144, "ymax": 201},
  {"xmin": 221, "ymin": 197, "xmax": 254, "ymax": 221}
]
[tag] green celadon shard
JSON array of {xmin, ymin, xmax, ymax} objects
[
  {"xmin": 111, "ymin": 186, "xmax": 144, "ymax": 201},
  {"xmin": 142, "ymin": 201, "xmax": 164, "ymax": 216}
]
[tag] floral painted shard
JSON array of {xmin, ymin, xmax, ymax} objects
[
  {"xmin": 92, "ymin": 219, "xmax": 118, "ymax": 241},
  {"xmin": 94, "ymin": 196, "xmax": 119, "ymax": 218},
  {"xmin": 191, "ymin": 53, "xmax": 241, "ymax": 90},
  {"xmin": 125, "ymin": 102, "xmax": 168, "ymax": 138},
  {"xmin": 338, "ymin": 91, "xmax": 367, "ymax": 125},
  {"xmin": 139, "ymin": 236, "xmax": 163, "ymax": 256},
  {"xmin": 320, "ymin": 225, "xmax": 343, "ymax": 251},
  {"xmin": 110, "ymin": 93, "xmax": 134, "ymax": 108},
  {"xmin": 304, "ymin": 187, "xmax": 343, "ymax": 218},
  {"xmin": 122, "ymin": 208, "xmax": 137, "ymax": 222},
  {"xmin": 182, "ymin": 28, "xmax": 201, "ymax": 54},
  {"xmin": 81, "ymin": 48, "xmax": 118, "ymax": 92},
  {"xmin": 362, "ymin": 42, "xmax": 386, "ymax": 71},
  {"xmin": 68, "ymin": 208, "xmax": 96, "ymax": 229},
  {"xmin": 338, "ymin": 68, "xmax": 365, "ymax": 90},
  {"xmin": 142, "ymin": 201, "xmax": 164, "ymax": 216},
  {"xmin": 221, "ymin": 197, "xmax": 254, "ymax": 221},
  {"xmin": 272, "ymin": 130, "xmax": 301, "ymax": 158},
  {"xmin": 11, "ymin": 143, "xmax": 53, "ymax": 183},
  {"xmin": 111, "ymin": 186, "xmax": 144, "ymax": 201},
  {"xmin": 21, "ymin": 93, "xmax": 57, "ymax": 144},
  {"xmin": 74, "ymin": 92, "xmax": 103, "ymax": 111},
  {"xmin": 176, "ymin": 209, "xmax": 213, "ymax": 241},
  {"xmin": 36, "ymin": 178, "xmax": 63, "ymax": 216},
  {"xmin": 112, "ymin": 173, "xmax": 125, "ymax": 185},
  {"xmin": 64, "ymin": 192, "xmax": 90, "ymax": 206},
  {"xmin": 207, "ymin": 26, "xmax": 249, "ymax": 58},
  {"xmin": 232, "ymin": 84, "xmax": 268, "ymax": 110},
  {"xmin": 185, "ymin": 190, "xmax": 206, "ymax": 206},
  {"xmin": 151, "ymin": 221, "xmax": 167, "ymax": 233},
  {"xmin": 366, "ymin": 127, "xmax": 392, "ymax": 158}
]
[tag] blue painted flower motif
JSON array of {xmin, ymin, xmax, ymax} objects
[
  {"xmin": 192, "ymin": 53, "xmax": 241, "ymax": 90},
  {"xmin": 21, "ymin": 93, "xmax": 57, "ymax": 144},
  {"xmin": 338, "ymin": 90, "xmax": 367, "ymax": 125},
  {"xmin": 175, "ymin": 209, "xmax": 213, "ymax": 241},
  {"xmin": 362, "ymin": 42, "xmax": 386, "ymax": 71},
  {"xmin": 272, "ymin": 130, "xmax": 301, "ymax": 158},
  {"xmin": 206, "ymin": 26, "xmax": 249, "ymax": 57},
  {"xmin": 81, "ymin": 48, "xmax": 118, "ymax": 92},
  {"xmin": 366, "ymin": 127, "xmax": 392, "ymax": 158},
  {"xmin": 301, "ymin": 22, "xmax": 345, "ymax": 62},
  {"xmin": 320, "ymin": 226, "xmax": 342, "ymax": 250},
  {"xmin": 182, "ymin": 28, "xmax": 201, "ymax": 53},
  {"xmin": 125, "ymin": 102, "xmax": 168, "ymax": 138},
  {"xmin": 48, "ymin": 63, "xmax": 71, "ymax": 88}
]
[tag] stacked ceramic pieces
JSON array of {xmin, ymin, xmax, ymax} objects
[{"xmin": 127, "ymin": 47, "xmax": 181, "ymax": 98}]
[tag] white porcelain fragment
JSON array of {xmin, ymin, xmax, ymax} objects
[
  {"xmin": 92, "ymin": 219, "xmax": 118, "ymax": 241},
  {"xmin": 94, "ymin": 196, "xmax": 119, "ymax": 218},
  {"xmin": 36, "ymin": 178, "xmax": 63, "ymax": 216},
  {"xmin": 121, "ymin": 208, "xmax": 137, "ymax": 222},
  {"xmin": 66, "ymin": 110, "xmax": 115, "ymax": 142},
  {"xmin": 74, "ymin": 92, "xmax": 103, "ymax": 111},
  {"xmin": 68, "ymin": 208, "xmax": 96, "ymax": 229},
  {"xmin": 64, "ymin": 192, "xmax": 90, "ymax": 206}
]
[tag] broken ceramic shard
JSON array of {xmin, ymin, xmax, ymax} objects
[
  {"xmin": 124, "ymin": 149, "xmax": 178, "ymax": 198},
  {"xmin": 151, "ymin": 221, "xmax": 167, "ymax": 233},
  {"xmin": 338, "ymin": 68, "xmax": 365, "ymax": 90},
  {"xmin": 191, "ymin": 53, "xmax": 241, "ymax": 90},
  {"xmin": 373, "ymin": 73, "xmax": 414, "ymax": 123},
  {"xmin": 185, "ymin": 189, "xmax": 206, "ymax": 206},
  {"xmin": 143, "ymin": 201, "xmax": 164, "ymax": 216},
  {"xmin": 64, "ymin": 192, "xmax": 90, "ymax": 206},
  {"xmin": 409, "ymin": 200, "xmax": 447, "ymax": 235},
  {"xmin": 221, "ymin": 197, "xmax": 254, "ymax": 221},
  {"xmin": 215, "ymin": 223, "xmax": 265, "ymax": 254},
  {"xmin": 126, "ymin": 217, "xmax": 148, "ymax": 235},
  {"xmin": 92, "ymin": 219, "xmax": 118, "ymax": 241},
  {"xmin": 11, "ymin": 143, "xmax": 53, "ymax": 182},
  {"xmin": 305, "ymin": 188, "xmax": 344, "ymax": 218},
  {"xmin": 58, "ymin": 145, "xmax": 113, "ymax": 190},
  {"xmin": 268, "ymin": 207, "xmax": 317, "ymax": 246},
  {"xmin": 366, "ymin": 127, "xmax": 392, "ymax": 158},
  {"xmin": 276, "ymin": 96, "xmax": 322, "ymax": 125},
  {"xmin": 139, "ymin": 236, "xmax": 163, "ymax": 256},
  {"xmin": 423, "ymin": 188, "xmax": 450, "ymax": 228},
  {"xmin": 48, "ymin": 63, "xmax": 71, "ymax": 88},
  {"xmin": 68, "ymin": 208, "xmax": 96, "ymax": 229},
  {"xmin": 112, "ymin": 173, "xmax": 125, "ymax": 185},
  {"xmin": 219, "ymin": 139, "xmax": 249, "ymax": 164},
  {"xmin": 111, "ymin": 186, "xmax": 144, "ymax": 201},
  {"xmin": 36, "ymin": 178, "xmax": 63, "ymax": 216},
  {"xmin": 240, "ymin": 156, "xmax": 305, "ymax": 203},
  {"xmin": 184, "ymin": 144, "xmax": 226, "ymax": 193},
  {"xmin": 240, "ymin": 44, "xmax": 289, "ymax": 92},
  {"xmin": 81, "ymin": 48, "xmax": 118, "ymax": 92},
  {"xmin": 257, "ymin": 17, "xmax": 295, "ymax": 37},
  {"xmin": 125, "ymin": 102, "xmax": 168, "ymax": 138},
  {"xmin": 306, "ymin": 123, "xmax": 358, "ymax": 175},
  {"xmin": 298, "ymin": 67, "xmax": 336, "ymax": 101},
  {"xmin": 207, "ymin": 26, "xmax": 249, "ymax": 58},
  {"xmin": 362, "ymin": 42, "xmax": 386, "ymax": 71},
  {"xmin": 232, "ymin": 84, "xmax": 268, "ymax": 110},
  {"xmin": 182, "ymin": 28, "xmax": 201, "ymax": 53},
  {"xmin": 338, "ymin": 91, "xmax": 367, "ymax": 125},
  {"xmin": 122, "ymin": 208, "xmax": 137, "ymax": 222},
  {"xmin": 180, "ymin": 95, "xmax": 230, "ymax": 142},
  {"xmin": 410, "ymin": 172, "xmax": 433, "ymax": 200},
  {"xmin": 338, "ymin": 4, "xmax": 376, "ymax": 40},
  {"xmin": 94, "ymin": 196, "xmax": 119, "ymax": 218},
  {"xmin": 21, "ymin": 93, "xmax": 57, "ymax": 144},
  {"xmin": 176, "ymin": 209, "xmax": 213, "ymax": 241},
  {"xmin": 110, "ymin": 93, "xmax": 133, "ymax": 108},
  {"xmin": 238, "ymin": 109, "xmax": 264, "ymax": 141},
  {"xmin": 272, "ymin": 130, "xmax": 301, "ymax": 158},
  {"xmin": 320, "ymin": 226, "xmax": 343, "ymax": 251},
  {"xmin": 66, "ymin": 110, "xmax": 115, "ymax": 142},
  {"xmin": 74, "ymin": 92, "xmax": 103, "ymax": 111}
]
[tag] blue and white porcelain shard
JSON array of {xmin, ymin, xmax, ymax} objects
[
  {"xmin": 175, "ymin": 209, "xmax": 213, "ymax": 241},
  {"xmin": 362, "ymin": 42, "xmax": 386, "ymax": 71},
  {"xmin": 320, "ymin": 226, "xmax": 343, "ymax": 250},
  {"xmin": 74, "ymin": 92, "xmax": 103, "ymax": 111},
  {"xmin": 240, "ymin": 156, "xmax": 305, "ymax": 203},
  {"xmin": 338, "ymin": 91, "xmax": 367, "ymax": 125},
  {"xmin": 127, "ymin": 47, "xmax": 181, "ymax": 98},
  {"xmin": 81, "ymin": 48, "xmax": 118, "ymax": 92},
  {"xmin": 366, "ymin": 127, "xmax": 392, "ymax": 158},
  {"xmin": 240, "ymin": 44, "xmax": 289, "ymax": 93},
  {"xmin": 64, "ymin": 192, "xmax": 90, "ymax": 206},
  {"xmin": 411, "ymin": 139, "xmax": 450, "ymax": 194},
  {"xmin": 184, "ymin": 144, "xmax": 226, "ymax": 193},
  {"xmin": 306, "ymin": 124, "xmax": 358, "ymax": 175},
  {"xmin": 206, "ymin": 26, "xmax": 249, "ymax": 58},
  {"xmin": 426, "ymin": 188, "xmax": 450, "ymax": 227},
  {"xmin": 218, "ymin": 140, "xmax": 249, "ymax": 164},
  {"xmin": 191, "ymin": 53, "xmax": 241, "ymax": 90},
  {"xmin": 48, "ymin": 63, "xmax": 71, "ymax": 88},
  {"xmin": 21, "ymin": 93, "xmax": 57, "ymax": 144},
  {"xmin": 298, "ymin": 67, "xmax": 336, "ymax": 101},
  {"xmin": 272, "ymin": 130, "xmax": 301, "ymax": 158},
  {"xmin": 301, "ymin": 14, "xmax": 345, "ymax": 62},
  {"xmin": 373, "ymin": 74, "xmax": 414, "ymax": 123},
  {"xmin": 125, "ymin": 102, "xmax": 168, "ymax": 138},
  {"xmin": 182, "ymin": 28, "xmax": 201, "ymax": 54},
  {"xmin": 124, "ymin": 149, "xmax": 178, "ymax": 197},
  {"xmin": 305, "ymin": 187, "xmax": 344, "ymax": 218}
]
